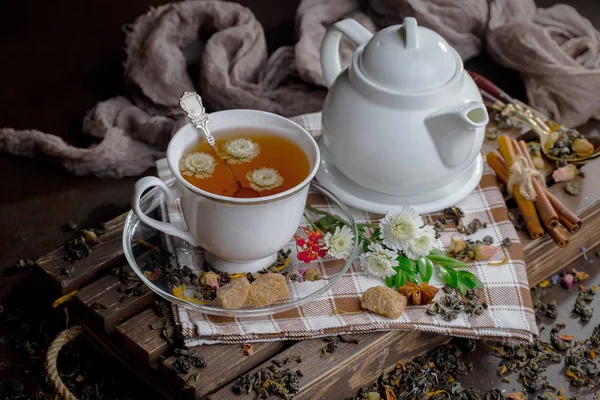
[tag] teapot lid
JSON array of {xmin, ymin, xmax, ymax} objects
[{"xmin": 358, "ymin": 17, "xmax": 457, "ymax": 92}]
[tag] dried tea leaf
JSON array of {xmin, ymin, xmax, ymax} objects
[
  {"xmin": 150, "ymin": 319, "xmax": 166, "ymax": 330},
  {"xmin": 91, "ymin": 302, "xmax": 108, "ymax": 310},
  {"xmin": 184, "ymin": 371, "xmax": 201, "ymax": 389},
  {"xmin": 564, "ymin": 181, "xmax": 581, "ymax": 196}
]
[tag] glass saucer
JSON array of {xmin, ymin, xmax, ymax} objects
[{"xmin": 122, "ymin": 182, "xmax": 359, "ymax": 317}]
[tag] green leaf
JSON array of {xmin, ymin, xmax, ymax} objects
[
  {"xmin": 456, "ymin": 279, "xmax": 468, "ymax": 295},
  {"xmin": 362, "ymin": 241, "xmax": 369, "ymax": 253},
  {"xmin": 427, "ymin": 251, "xmax": 471, "ymax": 270},
  {"xmin": 438, "ymin": 266, "xmax": 458, "ymax": 288},
  {"xmin": 458, "ymin": 270, "xmax": 484, "ymax": 289},
  {"xmin": 395, "ymin": 271, "xmax": 406, "ymax": 289},
  {"xmin": 372, "ymin": 228, "xmax": 381, "ymax": 240},
  {"xmin": 317, "ymin": 216, "xmax": 339, "ymax": 230},
  {"xmin": 407, "ymin": 272, "xmax": 422, "ymax": 284},
  {"xmin": 398, "ymin": 257, "xmax": 417, "ymax": 273},
  {"xmin": 418, "ymin": 257, "xmax": 433, "ymax": 282},
  {"xmin": 385, "ymin": 268, "xmax": 398, "ymax": 288}
]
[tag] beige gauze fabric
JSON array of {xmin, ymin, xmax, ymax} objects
[{"xmin": 1, "ymin": 0, "xmax": 599, "ymax": 177}]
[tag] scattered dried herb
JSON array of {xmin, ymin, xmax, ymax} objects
[
  {"xmin": 153, "ymin": 300, "xmax": 170, "ymax": 317},
  {"xmin": 185, "ymin": 371, "xmax": 202, "ymax": 389},
  {"xmin": 457, "ymin": 218, "xmax": 486, "ymax": 235},
  {"xmin": 349, "ymin": 340, "xmax": 505, "ymax": 400},
  {"xmin": 173, "ymin": 348, "xmax": 207, "ymax": 374},
  {"xmin": 321, "ymin": 334, "xmax": 360, "ymax": 356},
  {"xmin": 573, "ymin": 287, "xmax": 595, "ymax": 322},
  {"xmin": 501, "ymin": 238, "xmax": 512, "ymax": 247},
  {"xmin": 508, "ymin": 209, "xmax": 525, "ymax": 230},
  {"xmin": 62, "ymin": 265, "xmax": 75, "ymax": 277},
  {"xmin": 433, "ymin": 217, "xmax": 448, "ymax": 239},
  {"xmin": 162, "ymin": 319, "xmax": 175, "ymax": 344},
  {"xmin": 564, "ymin": 181, "xmax": 581, "ymax": 196},
  {"xmin": 90, "ymin": 302, "xmax": 108, "ymax": 310},
  {"xmin": 149, "ymin": 319, "xmax": 166, "ymax": 330},
  {"xmin": 426, "ymin": 292, "xmax": 464, "ymax": 321},
  {"xmin": 233, "ymin": 357, "xmax": 302, "ymax": 399},
  {"xmin": 564, "ymin": 324, "xmax": 600, "ymax": 388}
]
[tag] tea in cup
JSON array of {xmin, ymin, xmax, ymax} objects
[{"xmin": 131, "ymin": 110, "xmax": 320, "ymax": 273}]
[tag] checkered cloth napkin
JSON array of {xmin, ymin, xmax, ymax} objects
[{"xmin": 157, "ymin": 113, "xmax": 537, "ymax": 347}]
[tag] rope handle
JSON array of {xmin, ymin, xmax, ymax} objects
[{"xmin": 46, "ymin": 325, "xmax": 82, "ymax": 400}]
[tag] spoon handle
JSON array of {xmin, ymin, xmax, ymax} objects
[{"xmin": 179, "ymin": 91, "xmax": 215, "ymax": 147}]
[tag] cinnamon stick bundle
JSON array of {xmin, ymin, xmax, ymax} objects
[
  {"xmin": 515, "ymin": 139, "xmax": 559, "ymax": 228},
  {"xmin": 548, "ymin": 226, "xmax": 570, "ymax": 248},
  {"xmin": 497, "ymin": 136, "xmax": 544, "ymax": 239},
  {"xmin": 545, "ymin": 191, "xmax": 582, "ymax": 233},
  {"xmin": 486, "ymin": 150, "xmax": 509, "ymax": 183}
]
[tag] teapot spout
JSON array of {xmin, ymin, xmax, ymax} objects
[{"xmin": 425, "ymin": 101, "xmax": 489, "ymax": 168}]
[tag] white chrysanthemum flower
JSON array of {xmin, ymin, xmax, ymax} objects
[
  {"xmin": 324, "ymin": 225, "xmax": 355, "ymax": 258},
  {"xmin": 403, "ymin": 224, "xmax": 436, "ymax": 260},
  {"xmin": 379, "ymin": 207, "xmax": 424, "ymax": 252},
  {"xmin": 180, "ymin": 152, "xmax": 216, "ymax": 179},
  {"xmin": 220, "ymin": 138, "xmax": 260, "ymax": 164},
  {"xmin": 359, "ymin": 242, "xmax": 399, "ymax": 278},
  {"xmin": 245, "ymin": 167, "xmax": 284, "ymax": 191}
]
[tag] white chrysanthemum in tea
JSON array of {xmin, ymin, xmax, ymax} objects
[
  {"xmin": 245, "ymin": 167, "xmax": 284, "ymax": 191},
  {"xmin": 360, "ymin": 243, "xmax": 398, "ymax": 278},
  {"xmin": 180, "ymin": 152, "xmax": 216, "ymax": 179},
  {"xmin": 220, "ymin": 138, "xmax": 260, "ymax": 164},
  {"xmin": 404, "ymin": 224, "xmax": 436, "ymax": 260},
  {"xmin": 324, "ymin": 225, "xmax": 355, "ymax": 258},
  {"xmin": 379, "ymin": 207, "xmax": 423, "ymax": 252}
]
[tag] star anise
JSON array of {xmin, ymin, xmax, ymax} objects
[{"xmin": 398, "ymin": 282, "xmax": 440, "ymax": 305}]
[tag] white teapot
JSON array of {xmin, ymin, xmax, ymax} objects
[{"xmin": 316, "ymin": 17, "xmax": 489, "ymax": 213}]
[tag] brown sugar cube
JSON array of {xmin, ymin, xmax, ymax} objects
[
  {"xmin": 217, "ymin": 276, "xmax": 251, "ymax": 309},
  {"xmin": 361, "ymin": 286, "xmax": 407, "ymax": 319},
  {"xmin": 247, "ymin": 273, "xmax": 290, "ymax": 308}
]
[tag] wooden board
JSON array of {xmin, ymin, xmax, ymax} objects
[{"xmin": 34, "ymin": 156, "xmax": 600, "ymax": 400}]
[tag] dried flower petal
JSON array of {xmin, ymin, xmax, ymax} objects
[
  {"xmin": 242, "ymin": 344, "xmax": 253, "ymax": 356},
  {"xmin": 571, "ymin": 268, "xmax": 589, "ymax": 281},
  {"xmin": 448, "ymin": 236, "xmax": 466, "ymax": 254},
  {"xmin": 199, "ymin": 271, "xmax": 220, "ymax": 290},
  {"xmin": 552, "ymin": 164, "xmax": 577, "ymax": 183},
  {"xmin": 506, "ymin": 393, "xmax": 526, "ymax": 400},
  {"xmin": 572, "ymin": 138, "xmax": 594, "ymax": 157},
  {"xmin": 561, "ymin": 274, "xmax": 574, "ymax": 289},
  {"xmin": 52, "ymin": 290, "xmax": 79, "ymax": 308},
  {"xmin": 474, "ymin": 245, "xmax": 497, "ymax": 261}
]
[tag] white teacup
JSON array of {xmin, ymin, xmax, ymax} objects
[{"xmin": 131, "ymin": 110, "xmax": 320, "ymax": 274}]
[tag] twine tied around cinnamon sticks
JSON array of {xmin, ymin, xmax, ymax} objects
[
  {"xmin": 507, "ymin": 156, "xmax": 544, "ymax": 201},
  {"xmin": 487, "ymin": 135, "xmax": 581, "ymax": 248}
]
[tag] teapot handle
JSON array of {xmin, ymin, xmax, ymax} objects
[{"xmin": 321, "ymin": 19, "xmax": 372, "ymax": 88}]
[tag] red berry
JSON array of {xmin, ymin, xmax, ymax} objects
[
  {"xmin": 318, "ymin": 250, "xmax": 327, "ymax": 258},
  {"xmin": 297, "ymin": 251, "xmax": 307, "ymax": 261},
  {"xmin": 296, "ymin": 238, "xmax": 305, "ymax": 247},
  {"xmin": 308, "ymin": 233, "xmax": 317, "ymax": 241},
  {"xmin": 315, "ymin": 231, "xmax": 323, "ymax": 238},
  {"xmin": 309, "ymin": 252, "xmax": 318, "ymax": 260},
  {"xmin": 311, "ymin": 244, "xmax": 321, "ymax": 252}
]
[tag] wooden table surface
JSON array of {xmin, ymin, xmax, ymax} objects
[{"xmin": 2, "ymin": 0, "xmax": 600, "ymax": 398}]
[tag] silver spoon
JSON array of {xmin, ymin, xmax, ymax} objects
[{"xmin": 179, "ymin": 92, "xmax": 259, "ymax": 198}]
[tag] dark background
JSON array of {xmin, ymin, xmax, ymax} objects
[{"xmin": 0, "ymin": 0, "xmax": 599, "ymax": 397}]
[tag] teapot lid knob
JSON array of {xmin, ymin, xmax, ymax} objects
[{"xmin": 403, "ymin": 17, "xmax": 418, "ymax": 49}]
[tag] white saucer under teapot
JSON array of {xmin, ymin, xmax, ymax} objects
[{"xmin": 316, "ymin": 17, "xmax": 489, "ymax": 214}]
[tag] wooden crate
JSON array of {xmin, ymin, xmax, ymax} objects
[{"xmin": 36, "ymin": 157, "xmax": 600, "ymax": 400}]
